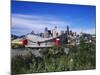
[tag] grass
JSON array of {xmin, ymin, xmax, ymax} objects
[{"xmin": 11, "ymin": 38, "xmax": 96, "ymax": 75}]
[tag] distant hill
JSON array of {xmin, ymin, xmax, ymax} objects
[
  {"xmin": 19, "ymin": 35, "xmax": 26, "ymax": 38},
  {"xmin": 11, "ymin": 34, "xmax": 19, "ymax": 39},
  {"xmin": 11, "ymin": 34, "xmax": 26, "ymax": 40}
]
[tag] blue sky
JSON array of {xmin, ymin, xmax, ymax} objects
[{"xmin": 11, "ymin": 1, "xmax": 96, "ymax": 36}]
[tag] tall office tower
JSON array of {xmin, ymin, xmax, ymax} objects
[
  {"xmin": 67, "ymin": 26, "xmax": 69, "ymax": 35},
  {"xmin": 44, "ymin": 27, "xmax": 49, "ymax": 38},
  {"xmin": 44, "ymin": 27, "xmax": 48, "ymax": 32},
  {"xmin": 52, "ymin": 26, "xmax": 57, "ymax": 37},
  {"xmin": 48, "ymin": 30, "xmax": 52, "ymax": 37}
]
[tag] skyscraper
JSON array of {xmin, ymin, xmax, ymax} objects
[
  {"xmin": 44, "ymin": 27, "xmax": 49, "ymax": 38},
  {"xmin": 45, "ymin": 27, "xmax": 48, "ymax": 32},
  {"xmin": 52, "ymin": 26, "xmax": 57, "ymax": 37},
  {"xmin": 67, "ymin": 26, "xmax": 69, "ymax": 35}
]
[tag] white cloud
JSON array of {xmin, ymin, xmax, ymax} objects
[
  {"xmin": 12, "ymin": 14, "xmax": 95, "ymax": 35},
  {"xmin": 12, "ymin": 14, "xmax": 70, "ymax": 35}
]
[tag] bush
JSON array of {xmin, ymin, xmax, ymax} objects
[{"xmin": 11, "ymin": 39, "xmax": 96, "ymax": 74}]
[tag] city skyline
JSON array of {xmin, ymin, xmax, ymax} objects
[{"xmin": 11, "ymin": 1, "xmax": 96, "ymax": 36}]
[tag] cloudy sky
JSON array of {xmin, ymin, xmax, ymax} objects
[{"xmin": 11, "ymin": 1, "xmax": 96, "ymax": 36}]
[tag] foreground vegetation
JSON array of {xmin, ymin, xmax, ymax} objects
[{"xmin": 11, "ymin": 38, "xmax": 96, "ymax": 75}]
